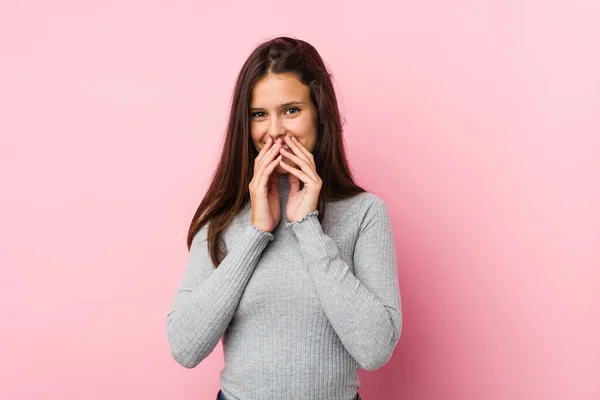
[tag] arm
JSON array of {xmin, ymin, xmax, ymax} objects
[
  {"xmin": 166, "ymin": 220, "xmax": 274, "ymax": 368},
  {"xmin": 285, "ymin": 195, "xmax": 402, "ymax": 371}
]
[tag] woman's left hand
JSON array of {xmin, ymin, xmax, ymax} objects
[{"xmin": 278, "ymin": 135, "xmax": 322, "ymax": 223}]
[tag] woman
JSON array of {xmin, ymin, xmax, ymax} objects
[{"xmin": 166, "ymin": 36, "xmax": 402, "ymax": 400}]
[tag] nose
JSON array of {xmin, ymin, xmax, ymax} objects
[{"xmin": 267, "ymin": 115, "xmax": 286, "ymax": 141}]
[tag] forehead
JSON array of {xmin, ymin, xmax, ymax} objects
[{"xmin": 251, "ymin": 73, "xmax": 310, "ymax": 106}]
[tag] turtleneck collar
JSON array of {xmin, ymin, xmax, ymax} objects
[{"xmin": 277, "ymin": 174, "xmax": 291, "ymax": 198}]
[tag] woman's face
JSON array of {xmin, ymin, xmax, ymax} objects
[{"xmin": 249, "ymin": 73, "xmax": 318, "ymax": 176}]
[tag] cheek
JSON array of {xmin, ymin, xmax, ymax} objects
[
  {"xmin": 294, "ymin": 117, "xmax": 317, "ymax": 149},
  {"xmin": 289, "ymin": 115, "xmax": 314, "ymax": 132},
  {"xmin": 250, "ymin": 127, "xmax": 262, "ymax": 150},
  {"xmin": 288, "ymin": 118, "xmax": 317, "ymax": 144}
]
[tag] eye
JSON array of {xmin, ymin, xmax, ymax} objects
[
  {"xmin": 285, "ymin": 107, "xmax": 300, "ymax": 115},
  {"xmin": 251, "ymin": 111, "xmax": 266, "ymax": 118}
]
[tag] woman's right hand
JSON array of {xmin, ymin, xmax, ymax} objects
[{"xmin": 249, "ymin": 137, "xmax": 283, "ymax": 233}]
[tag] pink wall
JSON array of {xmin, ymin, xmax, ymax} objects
[{"xmin": 1, "ymin": 1, "xmax": 598, "ymax": 399}]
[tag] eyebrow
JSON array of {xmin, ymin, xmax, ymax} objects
[{"xmin": 249, "ymin": 101, "xmax": 306, "ymax": 112}]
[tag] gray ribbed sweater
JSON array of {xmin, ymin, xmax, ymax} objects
[{"xmin": 166, "ymin": 174, "xmax": 402, "ymax": 400}]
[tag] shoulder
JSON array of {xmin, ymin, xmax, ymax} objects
[
  {"xmin": 324, "ymin": 191, "xmax": 390, "ymax": 227},
  {"xmin": 334, "ymin": 191, "xmax": 388, "ymax": 213},
  {"xmin": 190, "ymin": 206, "xmax": 251, "ymax": 254},
  {"xmin": 351, "ymin": 192, "xmax": 393, "ymax": 233},
  {"xmin": 355, "ymin": 191, "xmax": 387, "ymax": 208}
]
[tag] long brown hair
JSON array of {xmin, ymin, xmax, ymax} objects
[{"xmin": 187, "ymin": 36, "xmax": 366, "ymax": 267}]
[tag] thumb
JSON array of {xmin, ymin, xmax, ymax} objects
[
  {"xmin": 288, "ymin": 174, "xmax": 301, "ymax": 196},
  {"xmin": 268, "ymin": 177, "xmax": 279, "ymax": 196}
]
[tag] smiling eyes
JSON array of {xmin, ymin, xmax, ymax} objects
[{"xmin": 251, "ymin": 107, "xmax": 300, "ymax": 119}]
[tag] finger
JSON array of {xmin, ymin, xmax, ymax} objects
[
  {"xmin": 256, "ymin": 139, "xmax": 282, "ymax": 173},
  {"xmin": 259, "ymin": 154, "xmax": 283, "ymax": 188},
  {"xmin": 279, "ymin": 159, "xmax": 313, "ymax": 185},
  {"xmin": 255, "ymin": 137, "xmax": 272, "ymax": 165},
  {"xmin": 285, "ymin": 136, "xmax": 313, "ymax": 161},
  {"xmin": 279, "ymin": 147, "xmax": 304, "ymax": 166},
  {"xmin": 280, "ymin": 147, "xmax": 319, "ymax": 182}
]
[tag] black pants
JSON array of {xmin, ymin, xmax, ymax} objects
[{"xmin": 216, "ymin": 389, "xmax": 361, "ymax": 400}]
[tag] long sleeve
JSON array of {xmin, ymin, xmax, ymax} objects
[
  {"xmin": 166, "ymin": 220, "xmax": 274, "ymax": 368},
  {"xmin": 285, "ymin": 195, "xmax": 402, "ymax": 371}
]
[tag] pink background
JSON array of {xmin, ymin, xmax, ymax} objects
[{"xmin": 1, "ymin": 1, "xmax": 599, "ymax": 399}]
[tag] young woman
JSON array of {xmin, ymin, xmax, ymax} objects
[{"xmin": 166, "ymin": 36, "xmax": 402, "ymax": 400}]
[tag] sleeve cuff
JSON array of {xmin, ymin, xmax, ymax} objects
[
  {"xmin": 246, "ymin": 220, "xmax": 275, "ymax": 241},
  {"xmin": 286, "ymin": 209, "xmax": 339, "ymax": 266},
  {"xmin": 285, "ymin": 210, "xmax": 319, "ymax": 227}
]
